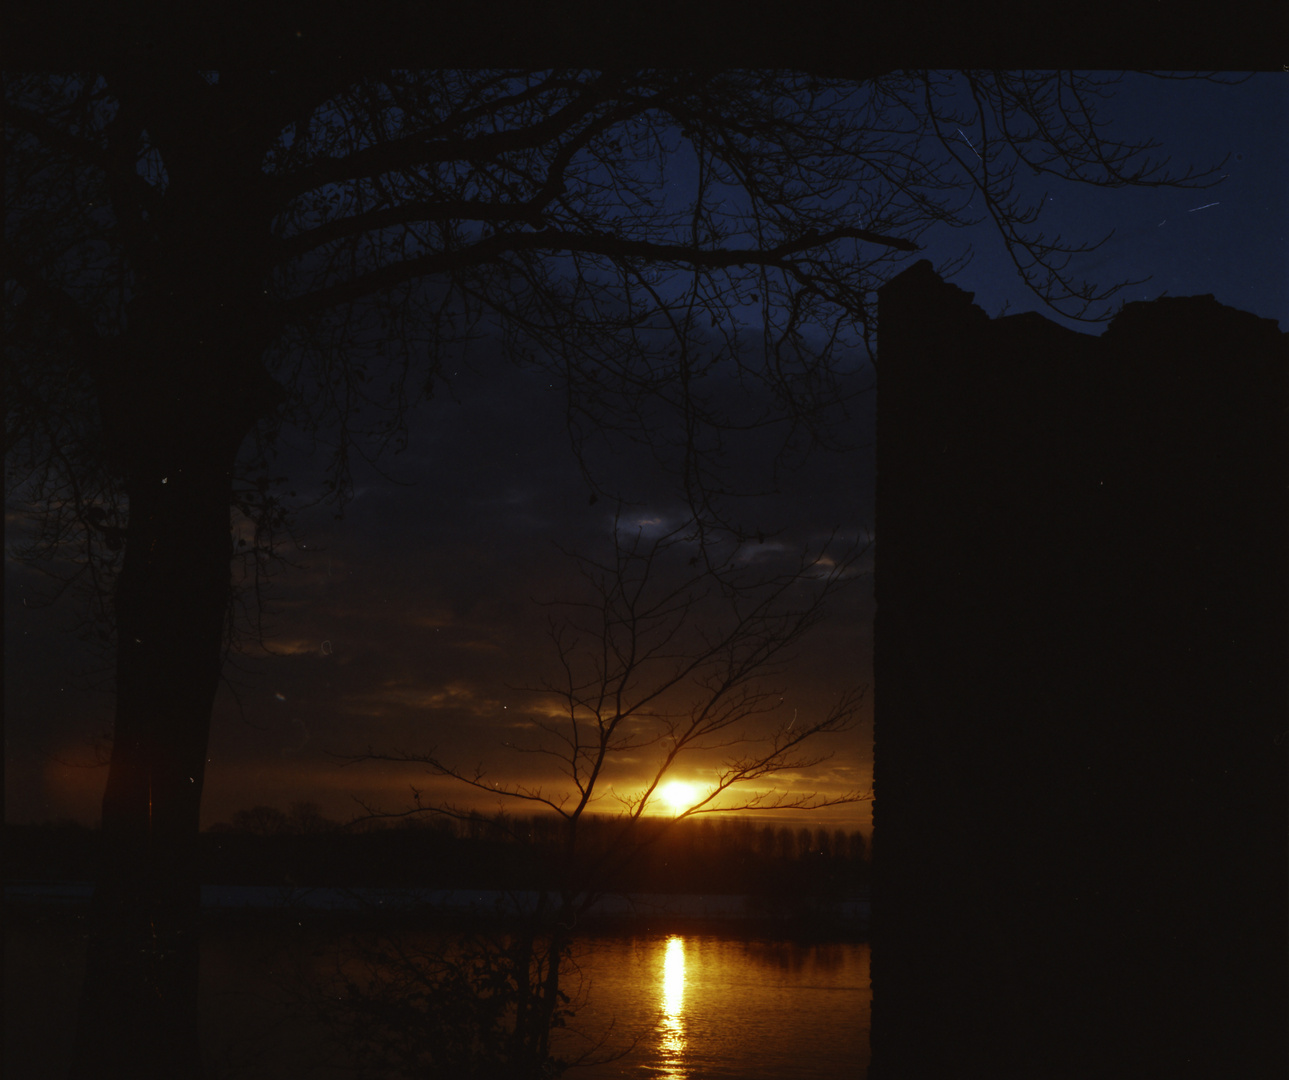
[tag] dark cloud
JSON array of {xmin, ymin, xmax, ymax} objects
[{"xmin": 187, "ymin": 348, "xmax": 876, "ymax": 829}]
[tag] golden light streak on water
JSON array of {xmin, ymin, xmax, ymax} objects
[{"xmin": 658, "ymin": 935, "xmax": 687, "ymax": 1077}]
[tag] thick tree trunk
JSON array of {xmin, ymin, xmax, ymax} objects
[
  {"xmin": 69, "ymin": 338, "xmax": 283, "ymax": 1077},
  {"xmin": 69, "ymin": 458, "xmax": 232, "ymax": 1078},
  {"xmin": 45, "ymin": 66, "xmax": 301, "ymax": 1079}
]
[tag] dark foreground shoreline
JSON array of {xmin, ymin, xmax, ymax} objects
[{"xmin": 6, "ymin": 880, "xmax": 870, "ymax": 942}]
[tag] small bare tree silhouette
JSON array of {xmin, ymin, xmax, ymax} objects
[{"xmin": 325, "ymin": 514, "xmax": 869, "ymax": 1075}]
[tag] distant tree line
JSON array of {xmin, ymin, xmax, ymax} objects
[
  {"xmin": 208, "ymin": 800, "xmax": 867, "ymax": 857},
  {"xmin": 207, "ymin": 800, "xmax": 340, "ymax": 836},
  {"xmin": 196, "ymin": 803, "xmax": 870, "ymax": 897},
  {"xmin": 6, "ymin": 809, "xmax": 869, "ymax": 898}
]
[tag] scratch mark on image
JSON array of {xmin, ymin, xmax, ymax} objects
[{"xmin": 955, "ymin": 128, "xmax": 982, "ymax": 161}]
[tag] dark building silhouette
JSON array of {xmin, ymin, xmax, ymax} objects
[{"xmin": 871, "ymin": 261, "xmax": 1287, "ymax": 1078}]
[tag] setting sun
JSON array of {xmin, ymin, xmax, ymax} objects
[{"xmin": 659, "ymin": 781, "xmax": 697, "ymax": 815}]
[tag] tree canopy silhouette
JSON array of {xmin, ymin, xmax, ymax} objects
[{"xmin": 4, "ymin": 65, "xmax": 1229, "ymax": 1077}]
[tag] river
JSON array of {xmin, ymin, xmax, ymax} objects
[
  {"xmin": 6, "ymin": 906, "xmax": 869, "ymax": 1078},
  {"xmin": 553, "ymin": 933, "xmax": 870, "ymax": 1078}
]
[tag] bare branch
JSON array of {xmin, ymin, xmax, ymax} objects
[{"xmin": 343, "ymin": 513, "xmax": 871, "ymax": 906}]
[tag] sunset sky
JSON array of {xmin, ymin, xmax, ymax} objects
[{"xmin": 5, "ymin": 72, "xmax": 1285, "ymax": 832}]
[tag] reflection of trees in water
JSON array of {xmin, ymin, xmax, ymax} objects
[
  {"xmin": 738, "ymin": 939, "xmax": 848, "ymax": 974},
  {"xmin": 202, "ymin": 922, "xmax": 861, "ymax": 1079},
  {"xmin": 280, "ymin": 912, "xmax": 638, "ymax": 1080}
]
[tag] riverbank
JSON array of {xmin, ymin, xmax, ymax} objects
[{"xmin": 6, "ymin": 879, "xmax": 869, "ymax": 939}]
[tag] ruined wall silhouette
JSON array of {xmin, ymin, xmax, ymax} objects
[{"xmin": 870, "ymin": 260, "xmax": 1287, "ymax": 1078}]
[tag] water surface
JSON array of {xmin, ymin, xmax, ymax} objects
[
  {"xmin": 555, "ymin": 933, "xmax": 870, "ymax": 1079},
  {"xmin": 5, "ymin": 911, "xmax": 868, "ymax": 1079}
]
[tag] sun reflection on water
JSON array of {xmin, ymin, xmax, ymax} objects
[{"xmin": 658, "ymin": 935, "xmax": 687, "ymax": 1077}]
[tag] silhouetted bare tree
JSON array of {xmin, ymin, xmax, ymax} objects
[
  {"xmin": 335, "ymin": 515, "xmax": 868, "ymax": 1077},
  {"xmin": 4, "ymin": 58, "xmax": 1233, "ymax": 1076},
  {"xmin": 348, "ymin": 514, "xmax": 868, "ymax": 871}
]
